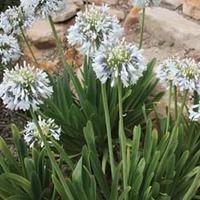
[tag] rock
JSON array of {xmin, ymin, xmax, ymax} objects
[
  {"xmin": 52, "ymin": 3, "xmax": 80, "ymax": 23},
  {"xmin": 183, "ymin": 0, "xmax": 200, "ymax": 20},
  {"xmin": 88, "ymin": 0, "xmax": 118, "ymax": 5},
  {"xmin": 145, "ymin": 7, "xmax": 200, "ymax": 51},
  {"xmin": 109, "ymin": 8, "xmax": 125, "ymax": 21},
  {"xmin": 26, "ymin": 19, "xmax": 67, "ymax": 49},
  {"xmin": 162, "ymin": 0, "xmax": 183, "ymax": 8},
  {"xmin": 124, "ymin": 7, "xmax": 141, "ymax": 30},
  {"xmin": 69, "ymin": 0, "xmax": 84, "ymax": 7}
]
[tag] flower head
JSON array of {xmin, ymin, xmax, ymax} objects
[
  {"xmin": 20, "ymin": 0, "xmax": 65, "ymax": 18},
  {"xmin": 0, "ymin": 62, "xmax": 53, "ymax": 111},
  {"xmin": 0, "ymin": 6, "xmax": 33, "ymax": 35},
  {"xmin": 67, "ymin": 4, "xmax": 123, "ymax": 55},
  {"xmin": 93, "ymin": 39, "xmax": 146, "ymax": 87},
  {"xmin": 133, "ymin": 0, "xmax": 161, "ymax": 8},
  {"xmin": 0, "ymin": 34, "xmax": 21, "ymax": 65},
  {"xmin": 189, "ymin": 103, "xmax": 200, "ymax": 121},
  {"xmin": 156, "ymin": 57, "xmax": 200, "ymax": 93},
  {"xmin": 24, "ymin": 115, "xmax": 61, "ymax": 148}
]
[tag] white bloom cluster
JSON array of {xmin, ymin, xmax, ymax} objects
[
  {"xmin": 156, "ymin": 58, "xmax": 200, "ymax": 93},
  {"xmin": 93, "ymin": 39, "xmax": 146, "ymax": 87},
  {"xmin": 67, "ymin": 4, "xmax": 123, "ymax": 55},
  {"xmin": 0, "ymin": 6, "xmax": 33, "ymax": 35},
  {"xmin": 133, "ymin": 0, "xmax": 161, "ymax": 8},
  {"xmin": 189, "ymin": 103, "xmax": 200, "ymax": 121},
  {"xmin": 0, "ymin": 34, "xmax": 21, "ymax": 65},
  {"xmin": 0, "ymin": 62, "xmax": 53, "ymax": 111},
  {"xmin": 24, "ymin": 115, "xmax": 61, "ymax": 148},
  {"xmin": 20, "ymin": 0, "xmax": 65, "ymax": 18}
]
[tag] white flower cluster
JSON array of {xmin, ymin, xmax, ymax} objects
[
  {"xmin": 156, "ymin": 58, "xmax": 200, "ymax": 93},
  {"xmin": 0, "ymin": 62, "xmax": 53, "ymax": 111},
  {"xmin": 133, "ymin": 0, "xmax": 161, "ymax": 8},
  {"xmin": 0, "ymin": 34, "xmax": 21, "ymax": 65},
  {"xmin": 24, "ymin": 115, "xmax": 61, "ymax": 148},
  {"xmin": 93, "ymin": 39, "xmax": 146, "ymax": 87},
  {"xmin": 0, "ymin": 6, "xmax": 33, "ymax": 35},
  {"xmin": 20, "ymin": 0, "xmax": 65, "ymax": 18},
  {"xmin": 189, "ymin": 103, "xmax": 200, "ymax": 122},
  {"xmin": 67, "ymin": 4, "xmax": 123, "ymax": 55}
]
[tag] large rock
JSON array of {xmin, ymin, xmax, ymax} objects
[
  {"xmin": 52, "ymin": 3, "xmax": 80, "ymax": 23},
  {"xmin": 145, "ymin": 7, "xmax": 200, "ymax": 50},
  {"xmin": 109, "ymin": 8, "xmax": 125, "ymax": 21},
  {"xmin": 162, "ymin": 0, "xmax": 183, "ymax": 8},
  {"xmin": 26, "ymin": 20, "xmax": 67, "ymax": 49},
  {"xmin": 183, "ymin": 0, "xmax": 200, "ymax": 20}
]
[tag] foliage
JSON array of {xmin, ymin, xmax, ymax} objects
[{"xmin": 41, "ymin": 58, "xmax": 163, "ymax": 155}]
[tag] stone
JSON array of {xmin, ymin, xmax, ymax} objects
[
  {"xmin": 26, "ymin": 19, "xmax": 67, "ymax": 49},
  {"xmin": 124, "ymin": 7, "xmax": 141, "ymax": 30},
  {"xmin": 88, "ymin": 0, "xmax": 118, "ymax": 5},
  {"xmin": 52, "ymin": 3, "xmax": 80, "ymax": 23},
  {"xmin": 69, "ymin": 0, "xmax": 84, "ymax": 7},
  {"xmin": 109, "ymin": 8, "xmax": 125, "ymax": 21},
  {"xmin": 183, "ymin": 0, "xmax": 200, "ymax": 20},
  {"xmin": 162, "ymin": 0, "xmax": 183, "ymax": 8},
  {"xmin": 145, "ymin": 7, "xmax": 200, "ymax": 51}
]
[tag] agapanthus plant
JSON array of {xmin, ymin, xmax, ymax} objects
[
  {"xmin": 0, "ymin": 34, "xmax": 21, "ymax": 65},
  {"xmin": 133, "ymin": 0, "xmax": 161, "ymax": 8},
  {"xmin": 0, "ymin": 61, "xmax": 53, "ymax": 111},
  {"xmin": 157, "ymin": 57, "xmax": 200, "ymax": 93},
  {"xmin": 24, "ymin": 115, "xmax": 61, "ymax": 148},
  {"xmin": 20, "ymin": 0, "xmax": 65, "ymax": 18},
  {"xmin": 93, "ymin": 39, "xmax": 146, "ymax": 87},
  {"xmin": 0, "ymin": 6, "xmax": 33, "ymax": 35},
  {"xmin": 67, "ymin": 4, "xmax": 123, "ymax": 55}
]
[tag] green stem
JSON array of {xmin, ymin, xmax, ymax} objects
[
  {"xmin": 166, "ymin": 82, "xmax": 172, "ymax": 134},
  {"xmin": 20, "ymin": 26, "xmax": 39, "ymax": 67},
  {"xmin": 117, "ymin": 80, "xmax": 127, "ymax": 197},
  {"xmin": 101, "ymin": 84, "xmax": 115, "ymax": 179},
  {"xmin": 48, "ymin": 16, "xmax": 85, "ymax": 104},
  {"xmin": 193, "ymin": 91, "xmax": 199, "ymax": 112},
  {"xmin": 29, "ymin": 109, "xmax": 74, "ymax": 200},
  {"xmin": 139, "ymin": 8, "xmax": 145, "ymax": 49},
  {"xmin": 174, "ymin": 86, "xmax": 178, "ymax": 119}
]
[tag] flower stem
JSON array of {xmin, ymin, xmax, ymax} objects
[
  {"xmin": 29, "ymin": 109, "xmax": 74, "ymax": 200},
  {"xmin": 174, "ymin": 86, "xmax": 178, "ymax": 119},
  {"xmin": 20, "ymin": 26, "xmax": 39, "ymax": 67},
  {"xmin": 139, "ymin": 8, "xmax": 145, "ymax": 49},
  {"xmin": 101, "ymin": 84, "xmax": 115, "ymax": 179},
  {"xmin": 48, "ymin": 16, "xmax": 85, "ymax": 104},
  {"xmin": 193, "ymin": 90, "xmax": 199, "ymax": 112},
  {"xmin": 166, "ymin": 81, "xmax": 172, "ymax": 133},
  {"xmin": 117, "ymin": 80, "xmax": 127, "ymax": 197}
]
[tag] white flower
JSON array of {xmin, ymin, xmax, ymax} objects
[
  {"xmin": 24, "ymin": 115, "xmax": 61, "ymax": 148},
  {"xmin": 156, "ymin": 58, "xmax": 200, "ymax": 93},
  {"xmin": 0, "ymin": 62, "xmax": 53, "ymax": 111},
  {"xmin": 67, "ymin": 4, "xmax": 123, "ymax": 55},
  {"xmin": 175, "ymin": 58, "xmax": 200, "ymax": 93},
  {"xmin": 156, "ymin": 58, "xmax": 180, "ymax": 87},
  {"xmin": 20, "ymin": 0, "xmax": 65, "ymax": 18},
  {"xmin": 133, "ymin": 0, "xmax": 161, "ymax": 8},
  {"xmin": 189, "ymin": 103, "xmax": 200, "ymax": 121},
  {"xmin": 0, "ymin": 6, "xmax": 33, "ymax": 35},
  {"xmin": 93, "ymin": 39, "xmax": 146, "ymax": 87},
  {"xmin": 0, "ymin": 34, "xmax": 21, "ymax": 65}
]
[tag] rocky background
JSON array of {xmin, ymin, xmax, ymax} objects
[{"xmin": 22, "ymin": 0, "xmax": 200, "ymax": 73}]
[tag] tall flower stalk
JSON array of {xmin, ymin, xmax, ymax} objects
[
  {"xmin": 101, "ymin": 84, "xmax": 115, "ymax": 179},
  {"xmin": 139, "ymin": 8, "xmax": 145, "ymax": 49}
]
